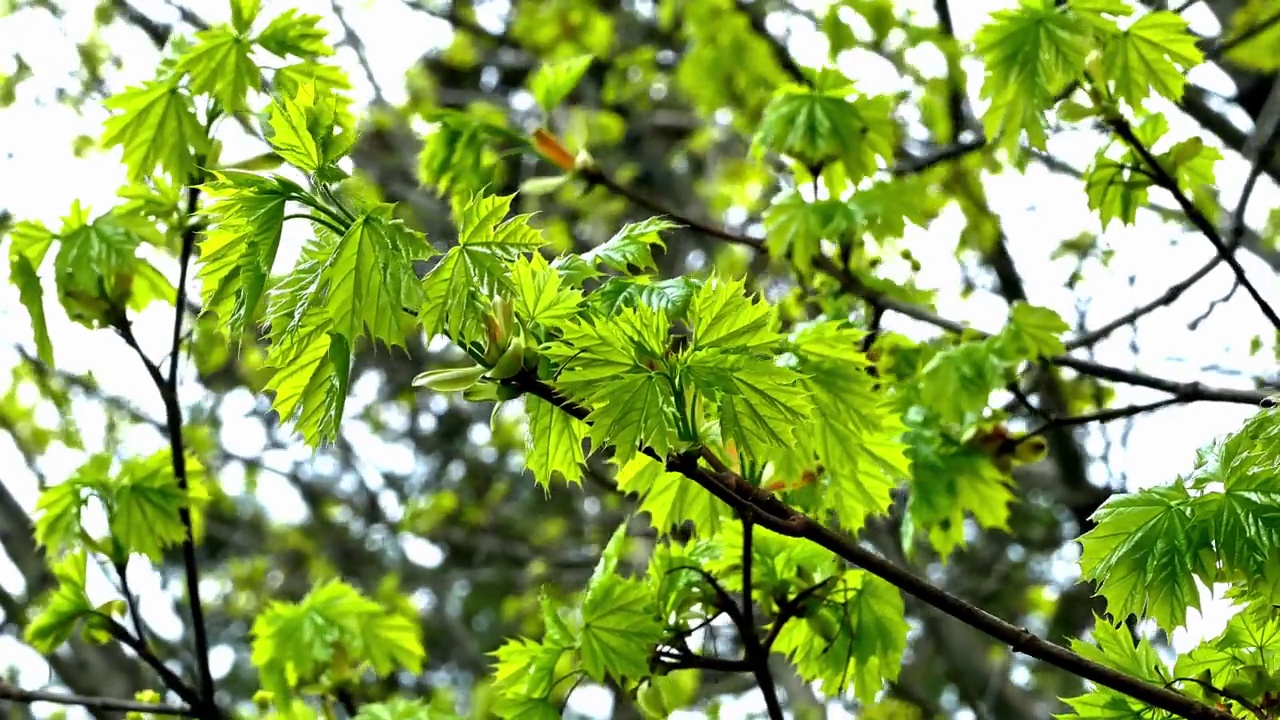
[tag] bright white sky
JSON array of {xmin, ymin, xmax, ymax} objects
[{"xmin": 0, "ymin": 0, "xmax": 1276, "ymax": 718}]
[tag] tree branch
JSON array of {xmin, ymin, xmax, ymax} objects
[
  {"xmin": 576, "ymin": 164, "xmax": 1273, "ymax": 406},
  {"xmin": 1104, "ymin": 113, "xmax": 1280, "ymax": 331},
  {"xmin": 0, "ymin": 683, "xmax": 194, "ymax": 717},
  {"xmin": 111, "ymin": 186, "xmax": 217, "ymax": 717},
  {"xmin": 505, "ymin": 371, "xmax": 1232, "ymax": 720}
]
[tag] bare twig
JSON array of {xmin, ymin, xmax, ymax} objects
[
  {"xmin": 1023, "ymin": 397, "xmax": 1184, "ymax": 441},
  {"xmin": 1228, "ymin": 74, "xmax": 1280, "ymax": 245},
  {"xmin": 1105, "ymin": 114, "xmax": 1280, "ymax": 331},
  {"xmin": 1066, "ymin": 255, "xmax": 1225, "ymax": 350},
  {"xmin": 330, "ymin": 0, "xmax": 385, "ymax": 103},
  {"xmin": 1203, "ymin": 8, "xmax": 1280, "ymax": 60},
  {"xmin": 0, "ymin": 683, "xmax": 194, "ymax": 717}
]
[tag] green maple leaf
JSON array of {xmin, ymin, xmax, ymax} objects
[
  {"xmin": 792, "ymin": 322, "xmax": 910, "ymax": 533},
  {"xmin": 1101, "ymin": 11, "xmax": 1203, "ymax": 106},
  {"xmin": 586, "ymin": 373, "xmax": 675, "ymax": 465},
  {"xmin": 108, "ymin": 450, "xmax": 210, "ymax": 562},
  {"xmin": 9, "ymin": 253, "xmax": 52, "ymax": 365},
  {"xmin": 32, "ymin": 482, "xmax": 85, "ymax": 556},
  {"xmin": 918, "ymin": 337, "xmax": 1019, "ymax": 425},
  {"xmin": 195, "ymin": 170, "xmax": 299, "ymax": 338},
  {"xmin": 101, "ymin": 80, "xmax": 206, "ymax": 181},
  {"xmin": 1073, "ymin": 614, "xmax": 1166, "ymax": 680},
  {"xmin": 1085, "ymin": 153, "xmax": 1151, "ymax": 229},
  {"xmin": 490, "ymin": 637, "xmax": 568, "ymax": 701},
  {"xmin": 1067, "ymin": 0, "xmax": 1130, "ymax": 35},
  {"xmin": 51, "ymin": 208, "xmax": 166, "ymax": 329},
  {"xmin": 179, "ymin": 25, "xmax": 261, "ymax": 110},
  {"xmin": 274, "ymin": 60, "xmax": 353, "ymax": 108},
  {"xmin": 54, "ymin": 210, "xmax": 138, "ymax": 291},
  {"xmin": 581, "ymin": 216, "xmax": 677, "ymax": 275},
  {"xmin": 256, "ymin": 9, "xmax": 333, "ymax": 59},
  {"xmin": 419, "ymin": 192, "xmax": 544, "ymax": 340},
  {"xmin": 417, "ymin": 109, "xmax": 522, "ymax": 196},
  {"xmin": 358, "ymin": 611, "xmax": 427, "ymax": 676},
  {"xmin": 1223, "ymin": 0, "xmax": 1280, "ymax": 72},
  {"xmin": 1162, "ymin": 137, "xmax": 1222, "ymax": 223},
  {"xmin": 752, "ymin": 68, "xmax": 896, "ymax": 182},
  {"xmin": 849, "ymin": 176, "xmax": 940, "ymax": 240},
  {"xmin": 682, "ymin": 349, "xmax": 811, "ymax": 458},
  {"xmin": 311, "ymin": 205, "xmax": 430, "ymax": 347},
  {"xmin": 905, "ymin": 422, "xmax": 1015, "ymax": 557},
  {"xmin": 32, "ymin": 454, "xmax": 111, "ymax": 556},
  {"xmin": 687, "ymin": 275, "xmax": 778, "ymax": 353},
  {"xmin": 772, "ymin": 570, "xmax": 907, "ymax": 702},
  {"xmin": 525, "ymin": 395, "xmax": 589, "ymax": 489},
  {"xmin": 1174, "ymin": 606, "xmax": 1280, "ymax": 693},
  {"xmin": 5, "ymin": 220, "xmax": 56, "ymax": 364},
  {"xmin": 578, "ymin": 575, "xmax": 662, "ymax": 682},
  {"xmin": 264, "ymin": 305, "xmax": 350, "ymax": 446},
  {"xmin": 418, "ymin": 249, "xmax": 486, "ymax": 341},
  {"xmin": 24, "ymin": 551, "xmax": 96, "ymax": 653},
  {"xmin": 1061, "ymin": 618, "xmax": 1165, "ymax": 720},
  {"xmin": 511, "ymin": 252, "xmax": 583, "ymax": 328},
  {"xmin": 1186, "ymin": 408, "xmax": 1280, "ymax": 583},
  {"xmin": 229, "ymin": 0, "xmax": 261, "ymax": 34},
  {"xmin": 586, "ymin": 276, "xmax": 699, "ymax": 317},
  {"xmin": 262, "ymin": 83, "xmax": 355, "ymax": 174},
  {"xmin": 1078, "ymin": 483, "xmax": 1212, "ymax": 631},
  {"xmin": 761, "ymin": 191, "xmax": 854, "ymax": 274},
  {"xmin": 544, "ymin": 306, "xmax": 667, "ymax": 403},
  {"xmin": 528, "ymin": 54, "xmax": 594, "ymax": 111},
  {"xmin": 1001, "ymin": 301, "xmax": 1069, "ymax": 359},
  {"xmin": 615, "ymin": 454, "xmax": 726, "ymax": 534},
  {"xmin": 550, "ymin": 254, "xmax": 602, "ymax": 286},
  {"xmin": 974, "ymin": 0, "xmax": 1091, "ymax": 149},
  {"xmin": 252, "ymin": 580, "xmax": 424, "ymax": 708}
]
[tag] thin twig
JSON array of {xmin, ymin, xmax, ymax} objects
[
  {"xmin": 0, "ymin": 683, "xmax": 195, "ymax": 717},
  {"xmin": 330, "ymin": 0, "xmax": 385, "ymax": 103},
  {"xmin": 1066, "ymin": 255, "xmax": 1225, "ymax": 350},
  {"xmin": 1023, "ymin": 397, "xmax": 1184, "ymax": 441},
  {"xmin": 1188, "ymin": 281, "xmax": 1240, "ymax": 330},
  {"xmin": 166, "ymin": 186, "xmax": 217, "ymax": 714},
  {"xmin": 102, "ymin": 619, "xmax": 204, "ymax": 710},
  {"xmin": 113, "ymin": 187, "xmax": 217, "ymax": 717},
  {"xmin": 1106, "ymin": 115, "xmax": 1280, "ymax": 331},
  {"xmin": 1228, "ymin": 74, "xmax": 1280, "ymax": 245},
  {"xmin": 114, "ymin": 557, "xmax": 151, "ymax": 650}
]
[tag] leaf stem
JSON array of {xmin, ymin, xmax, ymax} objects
[{"xmin": 283, "ymin": 212, "xmax": 347, "ymax": 237}]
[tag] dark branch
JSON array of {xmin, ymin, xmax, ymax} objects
[
  {"xmin": 0, "ymin": 683, "xmax": 194, "ymax": 717},
  {"xmin": 1105, "ymin": 113, "xmax": 1280, "ymax": 331},
  {"xmin": 503, "ymin": 370, "xmax": 1233, "ymax": 720}
]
